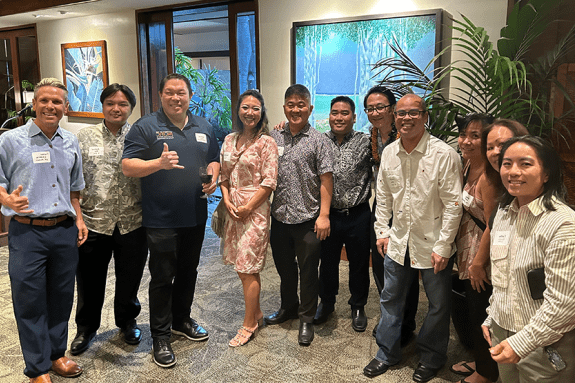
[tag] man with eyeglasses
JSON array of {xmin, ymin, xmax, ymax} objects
[
  {"xmin": 364, "ymin": 94, "xmax": 462, "ymax": 382},
  {"xmin": 313, "ymin": 96, "xmax": 372, "ymax": 332}
]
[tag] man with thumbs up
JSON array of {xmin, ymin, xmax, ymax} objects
[
  {"xmin": 0, "ymin": 78, "xmax": 86, "ymax": 383},
  {"xmin": 122, "ymin": 73, "xmax": 219, "ymax": 368}
]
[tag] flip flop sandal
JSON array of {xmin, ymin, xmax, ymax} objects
[{"xmin": 449, "ymin": 361, "xmax": 475, "ymax": 377}]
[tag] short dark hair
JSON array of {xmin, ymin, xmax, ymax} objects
[
  {"xmin": 330, "ymin": 96, "xmax": 355, "ymax": 114},
  {"xmin": 159, "ymin": 73, "xmax": 193, "ymax": 95},
  {"xmin": 499, "ymin": 136, "xmax": 567, "ymax": 210},
  {"xmin": 284, "ymin": 84, "xmax": 311, "ymax": 104},
  {"xmin": 236, "ymin": 89, "xmax": 269, "ymax": 137},
  {"xmin": 363, "ymin": 86, "xmax": 396, "ymax": 109},
  {"xmin": 457, "ymin": 113, "xmax": 494, "ymax": 133},
  {"xmin": 100, "ymin": 83, "xmax": 137, "ymax": 110},
  {"xmin": 482, "ymin": 119, "xmax": 530, "ymax": 192}
]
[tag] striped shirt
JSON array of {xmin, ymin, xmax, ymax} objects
[{"xmin": 484, "ymin": 196, "xmax": 575, "ymax": 358}]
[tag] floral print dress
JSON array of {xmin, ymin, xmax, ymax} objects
[{"xmin": 220, "ymin": 133, "xmax": 278, "ymax": 274}]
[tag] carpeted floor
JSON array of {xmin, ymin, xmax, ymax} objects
[{"xmin": 0, "ymin": 203, "xmax": 473, "ymax": 383}]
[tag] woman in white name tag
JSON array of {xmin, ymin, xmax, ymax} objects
[
  {"xmin": 219, "ymin": 90, "xmax": 279, "ymax": 347},
  {"xmin": 453, "ymin": 114, "xmax": 501, "ymax": 383},
  {"xmin": 482, "ymin": 136, "xmax": 575, "ymax": 383}
]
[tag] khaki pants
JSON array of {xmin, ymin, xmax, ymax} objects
[{"xmin": 491, "ymin": 321, "xmax": 575, "ymax": 383}]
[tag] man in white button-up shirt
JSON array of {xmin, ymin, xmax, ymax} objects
[{"xmin": 363, "ymin": 94, "xmax": 462, "ymax": 382}]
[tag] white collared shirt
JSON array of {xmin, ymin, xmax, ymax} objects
[
  {"xmin": 484, "ymin": 196, "xmax": 575, "ymax": 358},
  {"xmin": 374, "ymin": 130, "xmax": 463, "ymax": 268}
]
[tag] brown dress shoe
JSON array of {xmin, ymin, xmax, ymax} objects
[
  {"xmin": 30, "ymin": 373, "xmax": 52, "ymax": 382},
  {"xmin": 51, "ymin": 356, "xmax": 83, "ymax": 378}
]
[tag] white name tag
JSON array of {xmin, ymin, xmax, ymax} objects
[
  {"xmin": 223, "ymin": 152, "xmax": 231, "ymax": 161},
  {"xmin": 278, "ymin": 146, "xmax": 285, "ymax": 156},
  {"xmin": 89, "ymin": 147, "xmax": 104, "ymax": 156},
  {"xmin": 462, "ymin": 190, "xmax": 473, "ymax": 208},
  {"xmin": 32, "ymin": 151, "xmax": 50, "ymax": 164},
  {"xmin": 493, "ymin": 231, "xmax": 511, "ymax": 246},
  {"xmin": 195, "ymin": 133, "xmax": 207, "ymax": 143}
]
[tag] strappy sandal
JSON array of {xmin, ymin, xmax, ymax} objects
[
  {"xmin": 449, "ymin": 361, "xmax": 475, "ymax": 377},
  {"xmin": 229, "ymin": 326, "xmax": 257, "ymax": 347}
]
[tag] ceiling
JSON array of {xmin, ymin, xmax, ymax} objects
[{"xmin": 0, "ymin": 0, "xmax": 197, "ymax": 29}]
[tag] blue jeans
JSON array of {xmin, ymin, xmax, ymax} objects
[{"xmin": 375, "ymin": 249, "xmax": 454, "ymax": 369}]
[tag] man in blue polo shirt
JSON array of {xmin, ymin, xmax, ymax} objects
[
  {"xmin": 0, "ymin": 78, "xmax": 86, "ymax": 383},
  {"xmin": 122, "ymin": 73, "xmax": 220, "ymax": 368}
]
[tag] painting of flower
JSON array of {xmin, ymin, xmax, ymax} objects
[{"xmin": 61, "ymin": 40, "xmax": 109, "ymax": 118}]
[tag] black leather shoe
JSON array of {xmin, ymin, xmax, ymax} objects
[
  {"xmin": 121, "ymin": 321, "xmax": 142, "ymax": 345},
  {"xmin": 265, "ymin": 308, "xmax": 298, "ymax": 325},
  {"xmin": 313, "ymin": 302, "xmax": 334, "ymax": 324},
  {"xmin": 298, "ymin": 321, "xmax": 314, "ymax": 346},
  {"xmin": 363, "ymin": 358, "xmax": 390, "ymax": 377},
  {"xmin": 351, "ymin": 307, "xmax": 367, "ymax": 332},
  {"xmin": 70, "ymin": 331, "xmax": 95, "ymax": 355},
  {"xmin": 152, "ymin": 338, "xmax": 176, "ymax": 368},
  {"xmin": 413, "ymin": 363, "xmax": 440, "ymax": 382},
  {"xmin": 172, "ymin": 318, "xmax": 209, "ymax": 341}
]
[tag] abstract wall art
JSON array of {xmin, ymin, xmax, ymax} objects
[{"xmin": 61, "ymin": 40, "xmax": 109, "ymax": 118}]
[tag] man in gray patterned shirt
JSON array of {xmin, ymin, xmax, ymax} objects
[
  {"xmin": 265, "ymin": 84, "xmax": 334, "ymax": 346},
  {"xmin": 70, "ymin": 84, "xmax": 148, "ymax": 355},
  {"xmin": 314, "ymin": 96, "xmax": 372, "ymax": 332}
]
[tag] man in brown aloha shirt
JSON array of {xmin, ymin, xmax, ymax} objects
[{"xmin": 70, "ymin": 84, "xmax": 148, "ymax": 355}]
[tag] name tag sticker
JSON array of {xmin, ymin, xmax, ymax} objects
[
  {"xmin": 32, "ymin": 151, "xmax": 50, "ymax": 164},
  {"xmin": 223, "ymin": 152, "xmax": 231, "ymax": 161},
  {"xmin": 195, "ymin": 133, "xmax": 207, "ymax": 143},
  {"xmin": 462, "ymin": 190, "xmax": 473, "ymax": 207},
  {"xmin": 493, "ymin": 231, "xmax": 511, "ymax": 246},
  {"xmin": 89, "ymin": 147, "xmax": 104, "ymax": 156},
  {"xmin": 278, "ymin": 146, "xmax": 285, "ymax": 156}
]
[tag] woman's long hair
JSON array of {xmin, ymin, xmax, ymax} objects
[{"xmin": 235, "ymin": 89, "xmax": 269, "ymax": 137}]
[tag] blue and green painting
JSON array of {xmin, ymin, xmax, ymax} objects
[
  {"xmin": 295, "ymin": 14, "xmax": 437, "ymax": 133},
  {"xmin": 63, "ymin": 46, "xmax": 105, "ymax": 114}
]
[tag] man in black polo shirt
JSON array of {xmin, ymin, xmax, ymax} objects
[{"xmin": 122, "ymin": 73, "xmax": 220, "ymax": 368}]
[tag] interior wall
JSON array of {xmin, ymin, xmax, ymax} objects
[
  {"xmin": 36, "ymin": 10, "xmax": 140, "ymax": 134},
  {"xmin": 258, "ymin": 0, "xmax": 508, "ymax": 125}
]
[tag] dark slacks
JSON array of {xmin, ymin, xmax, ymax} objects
[
  {"xmin": 270, "ymin": 217, "xmax": 321, "ymax": 323},
  {"xmin": 463, "ymin": 280, "xmax": 499, "ymax": 381},
  {"xmin": 8, "ymin": 218, "xmax": 78, "ymax": 378},
  {"xmin": 370, "ymin": 199, "xmax": 419, "ymax": 334},
  {"xmin": 319, "ymin": 203, "xmax": 371, "ymax": 309},
  {"xmin": 75, "ymin": 226, "xmax": 148, "ymax": 333},
  {"xmin": 376, "ymin": 249, "xmax": 454, "ymax": 369},
  {"xmin": 146, "ymin": 225, "xmax": 205, "ymax": 339}
]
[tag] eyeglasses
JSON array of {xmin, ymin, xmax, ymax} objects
[
  {"xmin": 394, "ymin": 109, "xmax": 426, "ymax": 118},
  {"xmin": 364, "ymin": 104, "xmax": 391, "ymax": 114}
]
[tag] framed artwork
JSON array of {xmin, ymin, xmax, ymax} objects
[
  {"xmin": 292, "ymin": 10, "xmax": 450, "ymax": 133},
  {"xmin": 61, "ymin": 40, "xmax": 109, "ymax": 118}
]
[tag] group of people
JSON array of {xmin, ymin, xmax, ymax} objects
[{"xmin": 0, "ymin": 75, "xmax": 573, "ymax": 383}]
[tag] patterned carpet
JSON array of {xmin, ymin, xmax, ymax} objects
[{"xmin": 0, "ymin": 204, "xmax": 472, "ymax": 383}]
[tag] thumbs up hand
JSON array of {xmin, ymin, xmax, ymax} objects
[
  {"xmin": 158, "ymin": 143, "xmax": 184, "ymax": 170},
  {"xmin": 5, "ymin": 185, "xmax": 34, "ymax": 214}
]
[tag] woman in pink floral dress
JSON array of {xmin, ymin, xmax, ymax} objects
[{"xmin": 219, "ymin": 90, "xmax": 278, "ymax": 347}]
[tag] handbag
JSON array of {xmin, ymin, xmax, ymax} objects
[{"xmin": 211, "ymin": 198, "xmax": 227, "ymax": 238}]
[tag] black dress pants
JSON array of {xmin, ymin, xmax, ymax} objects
[
  {"xmin": 146, "ymin": 225, "xmax": 205, "ymax": 339},
  {"xmin": 370, "ymin": 198, "xmax": 419, "ymax": 334},
  {"xmin": 270, "ymin": 217, "xmax": 321, "ymax": 323},
  {"xmin": 75, "ymin": 226, "xmax": 148, "ymax": 333},
  {"xmin": 319, "ymin": 203, "xmax": 371, "ymax": 309}
]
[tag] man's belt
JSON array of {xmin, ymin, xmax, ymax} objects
[
  {"xmin": 330, "ymin": 202, "xmax": 369, "ymax": 216},
  {"xmin": 13, "ymin": 215, "xmax": 69, "ymax": 227}
]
